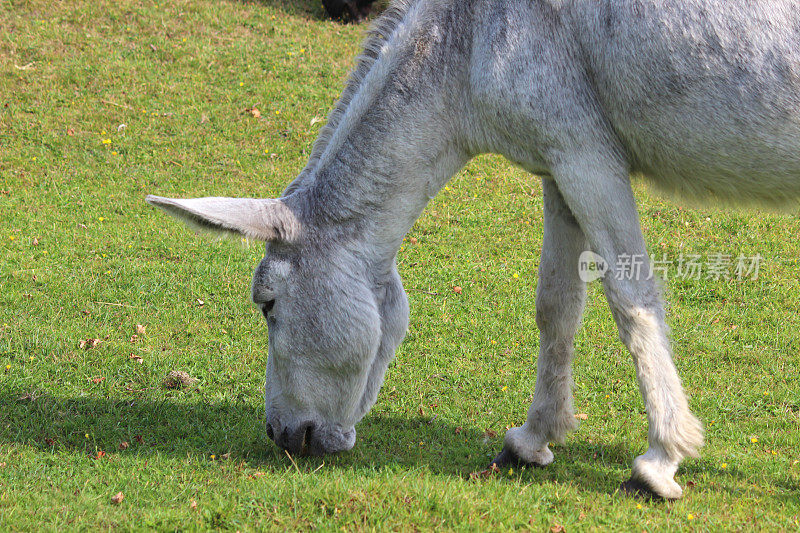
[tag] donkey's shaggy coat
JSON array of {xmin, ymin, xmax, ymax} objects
[{"xmin": 148, "ymin": 0, "xmax": 800, "ymax": 499}]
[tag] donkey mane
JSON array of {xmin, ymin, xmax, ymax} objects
[{"xmin": 302, "ymin": 0, "xmax": 419, "ymax": 174}]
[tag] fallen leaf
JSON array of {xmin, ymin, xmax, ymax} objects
[
  {"xmin": 484, "ymin": 429, "xmax": 498, "ymax": 438},
  {"xmin": 550, "ymin": 524, "xmax": 566, "ymax": 533},
  {"xmin": 221, "ymin": 452, "xmax": 231, "ymax": 460},
  {"xmin": 0, "ymin": 462, "xmax": 6, "ymax": 467},
  {"xmin": 409, "ymin": 237, "xmax": 418, "ymax": 245},
  {"xmin": 66, "ymin": 128, "xmax": 76, "ymax": 136},
  {"xmin": 245, "ymin": 106, "xmax": 262, "ymax": 118},
  {"xmin": 134, "ymin": 435, "xmax": 143, "ymax": 444},
  {"xmin": 32, "ymin": 237, "xmax": 39, "ymax": 246},
  {"xmin": 129, "ymin": 334, "xmax": 138, "ymax": 343},
  {"xmin": 90, "ymin": 376, "xmax": 105, "ymax": 384},
  {"xmin": 111, "ymin": 492, "xmax": 124, "ymax": 504},
  {"xmin": 310, "ymin": 116, "xmax": 324, "ymax": 126},
  {"xmin": 79, "ymin": 338, "xmax": 101, "ymax": 350},
  {"xmin": 196, "ymin": 299, "xmax": 204, "ymax": 306},
  {"xmin": 200, "ymin": 113, "xmax": 209, "ymax": 124},
  {"xmin": 17, "ymin": 393, "xmax": 35, "ymax": 402},
  {"xmin": 190, "ymin": 499, "xmax": 198, "ymax": 509},
  {"xmin": 136, "ymin": 324, "xmax": 146, "ymax": 335},
  {"xmin": 129, "ymin": 354, "xmax": 143, "ymax": 364},
  {"xmin": 453, "ymin": 286, "xmax": 462, "ymax": 294},
  {"xmin": 575, "ymin": 413, "xmax": 589, "ymax": 420},
  {"xmin": 95, "ymin": 450, "xmax": 106, "ymax": 459},
  {"xmin": 163, "ymin": 370, "xmax": 199, "ymax": 389},
  {"xmin": 119, "ymin": 441, "xmax": 129, "ymax": 450},
  {"xmin": 149, "ymin": 44, "xmax": 158, "ymax": 52},
  {"xmin": 454, "ymin": 426, "xmax": 462, "ymax": 434}
]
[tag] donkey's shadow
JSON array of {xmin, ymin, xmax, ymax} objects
[{"xmin": 2, "ymin": 392, "xmax": 786, "ymax": 499}]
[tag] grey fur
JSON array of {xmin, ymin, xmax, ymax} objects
[{"xmin": 148, "ymin": 0, "xmax": 800, "ymax": 499}]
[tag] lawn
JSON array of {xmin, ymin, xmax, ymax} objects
[{"xmin": 1, "ymin": 0, "xmax": 799, "ymax": 530}]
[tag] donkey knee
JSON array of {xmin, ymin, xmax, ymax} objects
[{"xmin": 535, "ymin": 288, "xmax": 585, "ymax": 338}]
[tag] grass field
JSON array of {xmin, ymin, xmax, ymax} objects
[{"xmin": 1, "ymin": 0, "xmax": 799, "ymax": 529}]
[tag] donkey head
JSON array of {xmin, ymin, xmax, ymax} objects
[{"xmin": 146, "ymin": 195, "xmax": 409, "ymax": 456}]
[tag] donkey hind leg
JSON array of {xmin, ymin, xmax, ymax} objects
[
  {"xmin": 492, "ymin": 179, "xmax": 588, "ymax": 468},
  {"xmin": 553, "ymin": 154, "xmax": 703, "ymax": 500}
]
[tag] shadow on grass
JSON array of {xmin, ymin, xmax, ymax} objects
[
  {"xmin": 224, "ymin": 0, "xmax": 332, "ymax": 22},
  {"xmin": 3, "ymin": 391, "xmax": 794, "ymax": 500},
  {"xmin": 226, "ymin": 0, "xmax": 386, "ymax": 23}
]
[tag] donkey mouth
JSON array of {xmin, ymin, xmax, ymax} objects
[{"xmin": 267, "ymin": 419, "xmax": 356, "ymax": 456}]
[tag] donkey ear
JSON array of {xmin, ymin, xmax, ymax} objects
[{"xmin": 145, "ymin": 196, "xmax": 302, "ymax": 242}]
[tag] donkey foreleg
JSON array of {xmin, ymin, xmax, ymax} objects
[
  {"xmin": 553, "ymin": 153, "xmax": 703, "ymax": 500},
  {"xmin": 493, "ymin": 178, "xmax": 588, "ymax": 468}
]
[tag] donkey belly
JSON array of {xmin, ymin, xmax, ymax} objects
[{"xmin": 577, "ymin": 0, "xmax": 800, "ymax": 205}]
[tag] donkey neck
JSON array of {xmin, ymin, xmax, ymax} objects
[{"xmin": 290, "ymin": 0, "xmax": 474, "ymax": 261}]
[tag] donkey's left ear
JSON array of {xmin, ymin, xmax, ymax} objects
[{"xmin": 145, "ymin": 196, "xmax": 302, "ymax": 243}]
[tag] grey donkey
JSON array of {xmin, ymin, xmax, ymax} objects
[{"xmin": 147, "ymin": 0, "xmax": 800, "ymax": 500}]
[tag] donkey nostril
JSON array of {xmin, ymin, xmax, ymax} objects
[
  {"xmin": 259, "ymin": 300, "xmax": 275, "ymax": 319},
  {"xmin": 300, "ymin": 422, "xmax": 315, "ymax": 455}
]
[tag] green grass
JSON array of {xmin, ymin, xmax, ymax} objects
[{"xmin": 1, "ymin": 0, "xmax": 799, "ymax": 529}]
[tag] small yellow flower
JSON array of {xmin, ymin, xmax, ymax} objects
[
  {"xmin": 508, "ymin": 467, "xmax": 513, "ymax": 476},
  {"xmin": 721, "ymin": 463, "xmax": 727, "ymax": 469},
  {"xmin": 513, "ymin": 273, "xmax": 519, "ymax": 279},
  {"xmin": 182, "ymin": 38, "xmax": 186, "ymax": 42},
  {"xmin": 99, "ymin": 217, "xmax": 105, "ymax": 222},
  {"xmin": 490, "ymin": 340, "xmax": 496, "ymax": 344},
  {"xmin": 101, "ymin": 130, "xmax": 106, "ymax": 134},
  {"xmin": 32, "ymin": 156, "xmax": 37, "ymax": 161},
  {"xmin": 275, "ymin": 110, "xmax": 280, "ymax": 115},
  {"xmin": 501, "ymin": 386, "xmax": 507, "ymax": 391},
  {"xmin": 29, "ymin": 356, "xmax": 34, "ymax": 361},
  {"xmin": 4, "ymin": 364, "xmax": 10, "ymax": 370},
  {"xmin": 102, "ymin": 253, "xmax": 107, "ymax": 258},
  {"xmin": 751, "ymin": 437, "xmax": 758, "ymax": 444},
  {"xmin": 239, "ymin": 82, "xmax": 244, "ymax": 86},
  {"xmin": 111, "ymin": 151, "xmax": 118, "ymax": 156},
  {"xmin": 210, "ymin": 454, "xmax": 216, "ymax": 460},
  {"xmin": 636, "ymin": 504, "xmax": 642, "ymax": 509},
  {"xmin": 687, "ymin": 514, "xmax": 694, "ymax": 521},
  {"xmin": 9, "ymin": 236, "xmax": 15, "ymax": 241},
  {"xmin": 85, "ymin": 433, "xmax": 90, "ymax": 439}
]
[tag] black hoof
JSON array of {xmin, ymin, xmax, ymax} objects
[
  {"xmin": 620, "ymin": 478, "xmax": 667, "ymax": 502},
  {"xmin": 488, "ymin": 447, "xmax": 543, "ymax": 469}
]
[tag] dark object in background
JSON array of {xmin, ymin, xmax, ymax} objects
[{"xmin": 322, "ymin": 0, "xmax": 376, "ymax": 22}]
